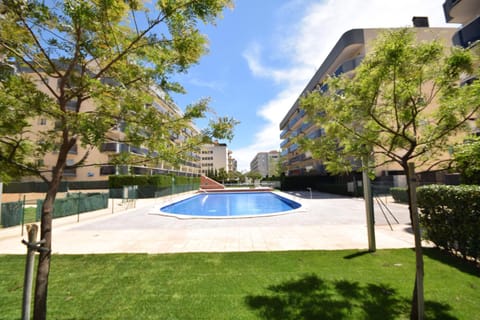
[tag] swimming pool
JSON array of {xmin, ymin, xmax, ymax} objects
[{"xmin": 159, "ymin": 192, "xmax": 302, "ymax": 218}]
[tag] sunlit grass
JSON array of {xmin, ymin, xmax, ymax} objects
[{"xmin": 0, "ymin": 248, "xmax": 478, "ymax": 319}]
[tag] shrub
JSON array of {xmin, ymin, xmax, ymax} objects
[
  {"xmin": 108, "ymin": 175, "xmax": 200, "ymax": 198},
  {"xmin": 417, "ymin": 184, "xmax": 480, "ymax": 261},
  {"xmin": 390, "ymin": 187, "xmax": 408, "ymax": 203}
]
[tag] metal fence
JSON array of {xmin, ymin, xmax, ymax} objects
[
  {"xmin": 35, "ymin": 193, "xmax": 108, "ymax": 220},
  {"xmin": 0, "ymin": 201, "xmax": 24, "ymax": 228}
]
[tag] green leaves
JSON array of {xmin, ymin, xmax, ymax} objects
[
  {"xmin": 453, "ymin": 136, "xmax": 480, "ymax": 184},
  {"xmin": 299, "ymin": 28, "xmax": 478, "ymax": 175},
  {"xmin": 0, "ymin": 0, "xmax": 237, "ymax": 182}
]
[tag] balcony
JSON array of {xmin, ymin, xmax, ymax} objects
[
  {"xmin": 333, "ymin": 55, "xmax": 364, "ymax": 76},
  {"xmin": 452, "ymin": 16, "xmax": 480, "ymax": 48},
  {"xmin": 101, "ymin": 142, "xmax": 148, "ymax": 155},
  {"xmin": 443, "ymin": 0, "xmax": 480, "ymax": 23},
  {"xmin": 101, "ymin": 142, "xmax": 118, "ymax": 152},
  {"xmin": 280, "ymin": 128, "xmax": 289, "ymax": 139},
  {"xmin": 68, "ymin": 144, "xmax": 78, "ymax": 154},
  {"xmin": 100, "ymin": 165, "xmax": 116, "ymax": 175},
  {"xmin": 132, "ymin": 166, "xmax": 148, "ymax": 175},
  {"xmin": 280, "ymin": 138, "xmax": 289, "ymax": 149},
  {"xmin": 62, "ymin": 167, "xmax": 77, "ymax": 177}
]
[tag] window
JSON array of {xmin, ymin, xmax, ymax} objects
[{"xmin": 38, "ymin": 118, "xmax": 47, "ymax": 125}]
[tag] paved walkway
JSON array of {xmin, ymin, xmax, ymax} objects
[{"xmin": 0, "ymin": 191, "xmax": 421, "ymax": 254}]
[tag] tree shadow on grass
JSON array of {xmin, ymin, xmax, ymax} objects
[
  {"xmin": 422, "ymin": 247, "xmax": 480, "ymax": 277},
  {"xmin": 245, "ymin": 274, "xmax": 457, "ymax": 320}
]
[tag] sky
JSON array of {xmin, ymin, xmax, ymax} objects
[{"xmin": 170, "ymin": 0, "xmax": 457, "ymax": 172}]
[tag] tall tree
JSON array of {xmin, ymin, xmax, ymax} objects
[
  {"xmin": 299, "ymin": 28, "xmax": 479, "ymax": 319},
  {"xmin": 0, "ymin": 0, "xmax": 236, "ymax": 319}
]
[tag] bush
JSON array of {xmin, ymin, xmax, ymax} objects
[
  {"xmin": 108, "ymin": 175, "xmax": 200, "ymax": 198},
  {"xmin": 390, "ymin": 187, "xmax": 408, "ymax": 203},
  {"xmin": 417, "ymin": 184, "xmax": 480, "ymax": 261}
]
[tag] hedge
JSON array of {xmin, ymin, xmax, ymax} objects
[
  {"xmin": 417, "ymin": 184, "xmax": 480, "ymax": 262},
  {"xmin": 390, "ymin": 187, "xmax": 409, "ymax": 203},
  {"xmin": 108, "ymin": 175, "xmax": 200, "ymax": 198}
]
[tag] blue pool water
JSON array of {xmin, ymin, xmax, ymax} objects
[{"xmin": 160, "ymin": 192, "xmax": 301, "ymax": 218}]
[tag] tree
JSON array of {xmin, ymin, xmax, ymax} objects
[
  {"xmin": 453, "ymin": 136, "xmax": 480, "ymax": 184},
  {"xmin": 299, "ymin": 28, "xmax": 479, "ymax": 319},
  {"xmin": 246, "ymin": 170, "xmax": 262, "ymax": 182},
  {"xmin": 0, "ymin": 0, "xmax": 236, "ymax": 318},
  {"xmin": 217, "ymin": 167, "xmax": 228, "ymax": 182}
]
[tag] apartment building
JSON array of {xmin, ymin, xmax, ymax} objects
[
  {"xmin": 98, "ymin": 86, "xmax": 202, "ymax": 178},
  {"xmin": 444, "ymin": 0, "xmax": 480, "ymax": 95},
  {"xmin": 279, "ymin": 21, "xmax": 458, "ymax": 177},
  {"xmin": 444, "ymin": 0, "xmax": 480, "ymax": 50},
  {"xmin": 199, "ymin": 142, "xmax": 229, "ymax": 175},
  {"xmin": 250, "ymin": 151, "xmax": 280, "ymax": 177},
  {"xmin": 228, "ymin": 150, "xmax": 238, "ymax": 173},
  {"xmin": 5, "ymin": 66, "xmax": 201, "ymax": 185}
]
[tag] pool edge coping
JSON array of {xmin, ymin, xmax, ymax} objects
[{"xmin": 148, "ymin": 189, "xmax": 309, "ymax": 220}]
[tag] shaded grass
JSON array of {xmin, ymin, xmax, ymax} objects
[{"xmin": 0, "ymin": 248, "xmax": 478, "ymax": 319}]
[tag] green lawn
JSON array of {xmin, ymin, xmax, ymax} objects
[
  {"xmin": 0, "ymin": 248, "xmax": 478, "ymax": 319},
  {"xmin": 23, "ymin": 207, "xmax": 37, "ymax": 224}
]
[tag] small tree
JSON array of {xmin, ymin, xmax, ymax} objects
[
  {"xmin": 246, "ymin": 170, "xmax": 262, "ymax": 182},
  {"xmin": 0, "ymin": 1, "xmax": 236, "ymax": 319},
  {"xmin": 299, "ymin": 28, "xmax": 479, "ymax": 319},
  {"xmin": 453, "ymin": 136, "xmax": 480, "ymax": 184},
  {"xmin": 217, "ymin": 167, "xmax": 228, "ymax": 182}
]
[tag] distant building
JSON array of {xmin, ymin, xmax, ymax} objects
[
  {"xmin": 200, "ymin": 142, "xmax": 229, "ymax": 174},
  {"xmin": 250, "ymin": 151, "xmax": 280, "ymax": 177},
  {"xmin": 228, "ymin": 150, "xmax": 238, "ymax": 173}
]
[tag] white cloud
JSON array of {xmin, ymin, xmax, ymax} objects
[
  {"xmin": 189, "ymin": 77, "xmax": 225, "ymax": 91},
  {"xmin": 236, "ymin": 0, "xmax": 452, "ymax": 171}
]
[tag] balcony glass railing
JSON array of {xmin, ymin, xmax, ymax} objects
[
  {"xmin": 100, "ymin": 165, "xmax": 116, "ymax": 175},
  {"xmin": 453, "ymin": 16, "xmax": 480, "ymax": 48},
  {"xmin": 333, "ymin": 56, "xmax": 364, "ymax": 76}
]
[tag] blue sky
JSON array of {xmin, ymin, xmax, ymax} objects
[{"xmin": 171, "ymin": 0, "xmax": 456, "ymax": 172}]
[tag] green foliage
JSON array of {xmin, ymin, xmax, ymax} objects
[
  {"xmin": 390, "ymin": 187, "xmax": 409, "ymax": 203},
  {"xmin": 453, "ymin": 136, "xmax": 480, "ymax": 184},
  {"xmin": 418, "ymin": 184, "xmax": 480, "ymax": 261},
  {"xmin": 299, "ymin": 28, "xmax": 479, "ymax": 174},
  {"xmin": 108, "ymin": 174, "xmax": 200, "ymax": 198},
  {"xmin": 0, "ymin": 1, "xmax": 236, "ymax": 315},
  {"xmin": 0, "ymin": 0, "xmax": 237, "ymax": 183},
  {"xmin": 246, "ymin": 171, "xmax": 262, "ymax": 181},
  {"xmin": 0, "ymin": 73, "xmax": 53, "ymax": 181},
  {"xmin": 109, "ymin": 174, "xmax": 172, "ymax": 188}
]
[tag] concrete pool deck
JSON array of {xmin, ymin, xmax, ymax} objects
[{"xmin": 0, "ymin": 191, "xmax": 424, "ymax": 254}]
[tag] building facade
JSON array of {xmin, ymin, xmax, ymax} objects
[
  {"xmin": 199, "ymin": 142, "xmax": 229, "ymax": 175},
  {"xmin": 250, "ymin": 151, "xmax": 280, "ymax": 177},
  {"xmin": 228, "ymin": 150, "xmax": 238, "ymax": 173},
  {"xmin": 443, "ymin": 0, "xmax": 480, "ymax": 50},
  {"xmin": 279, "ymin": 23, "xmax": 458, "ymax": 177},
  {"xmin": 4, "ymin": 67, "xmax": 202, "ymax": 185}
]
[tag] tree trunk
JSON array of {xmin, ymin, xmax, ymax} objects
[
  {"xmin": 33, "ymin": 173, "xmax": 63, "ymax": 320},
  {"xmin": 406, "ymin": 162, "xmax": 424, "ymax": 320}
]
